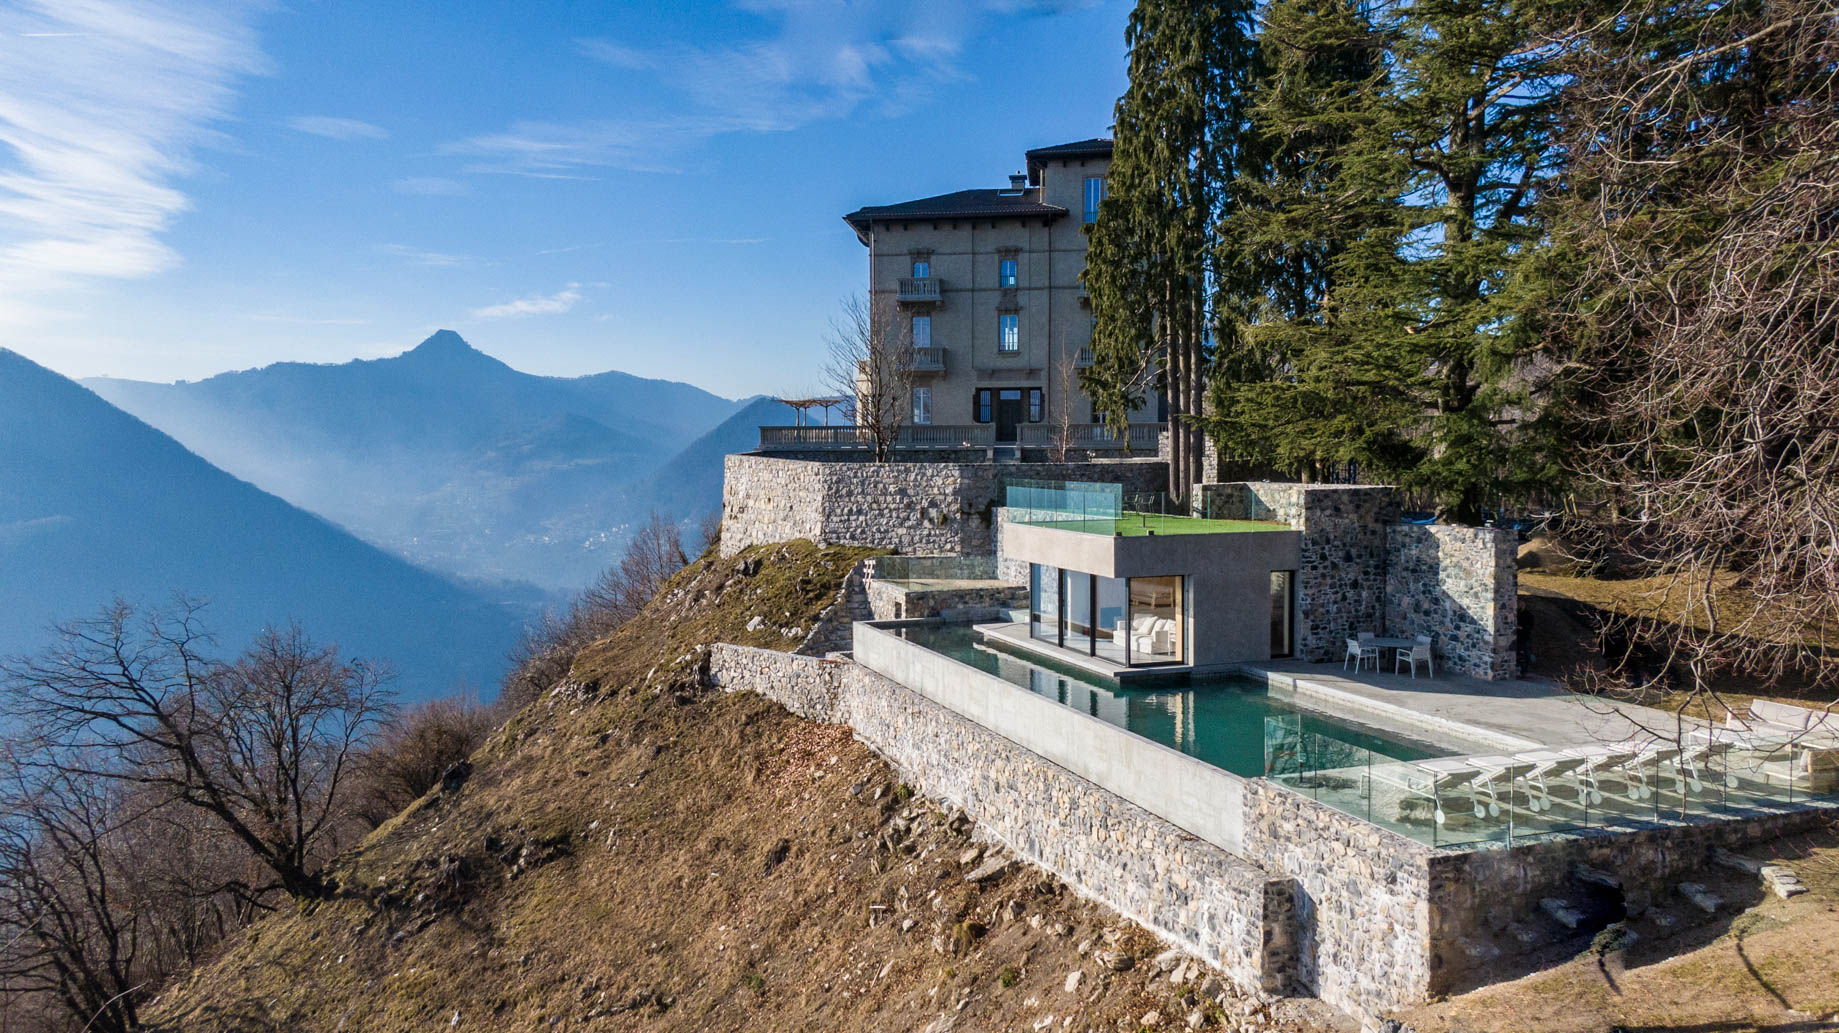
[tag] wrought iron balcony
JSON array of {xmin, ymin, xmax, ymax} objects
[
  {"xmin": 897, "ymin": 277, "xmax": 942, "ymax": 303},
  {"xmin": 910, "ymin": 346, "xmax": 946, "ymax": 373}
]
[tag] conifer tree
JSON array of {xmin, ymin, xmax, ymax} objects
[{"xmin": 1084, "ymin": 0, "xmax": 1258, "ymax": 503}]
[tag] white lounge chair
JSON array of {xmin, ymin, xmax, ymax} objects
[
  {"xmin": 1367, "ymin": 758, "xmax": 1489, "ymax": 825},
  {"xmin": 1507, "ymin": 749, "xmax": 1593, "ymax": 812}
]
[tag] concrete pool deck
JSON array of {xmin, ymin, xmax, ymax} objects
[{"xmin": 1249, "ymin": 660, "xmax": 1689, "ymax": 753}]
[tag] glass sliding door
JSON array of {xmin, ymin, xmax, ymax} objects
[
  {"xmin": 1030, "ymin": 564, "xmax": 1060, "ymax": 646},
  {"xmin": 1063, "ymin": 571, "xmax": 1094, "ymax": 654},
  {"xmin": 1094, "ymin": 575, "xmax": 1128, "ymax": 663},
  {"xmin": 1126, "ymin": 575, "xmax": 1183, "ymax": 664},
  {"xmin": 1269, "ymin": 570, "xmax": 1295, "ymax": 658}
]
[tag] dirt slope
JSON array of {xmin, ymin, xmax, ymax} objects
[{"xmin": 146, "ymin": 542, "xmax": 1301, "ymax": 1033}]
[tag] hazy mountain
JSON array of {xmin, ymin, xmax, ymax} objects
[
  {"xmin": 635, "ymin": 396, "xmax": 810, "ymax": 523},
  {"xmin": 1, "ymin": 348, "xmax": 523, "ymax": 702},
  {"xmin": 85, "ymin": 331, "xmax": 744, "ymax": 593}
]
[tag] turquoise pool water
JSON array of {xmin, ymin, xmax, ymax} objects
[{"xmin": 893, "ymin": 624, "xmax": 1451, "ymax": 778}]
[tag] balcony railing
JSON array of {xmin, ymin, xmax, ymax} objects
[
  {"xmin": 758, "ymin": 424, "xmax": 996, "ymax": 451},
  {"xmin": 1015, "ymin": 422, "xmax": 1164, "ymax": 450},
  {"xmin": 1074, "ymin": 347, "xmax": 1094, "ymax": 368},
  {"xmin": 910, "ymin": 346, "xmax": 946, "ymax": 372},
  {"xmin": 897, "ymin": 277, "xmax": 942, "ymax": 303}
]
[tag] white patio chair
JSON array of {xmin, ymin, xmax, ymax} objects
[
  {"xmin": 1396, "ymin": 635, "xmax": 1433, "ymax": 678},
  {"xmin": 1346, "ymin": 635, "xmax": 1375, "ymax": 676},
  {"xmin": 1351, "ymin": 632, "xmax": 1380, "ymax": 672}
]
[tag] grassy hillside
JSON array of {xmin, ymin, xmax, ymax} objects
[{"xmin": 146, "ymin": 541, "xmax": 1279, "ymax": 1033}]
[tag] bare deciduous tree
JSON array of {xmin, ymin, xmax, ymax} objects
[
  {"xmin": 1050, "ymin": 351, "xmax": 1086, "ymax": 462},
  {"xmin": 1556, "ymin": 0, "xmax": 1839, "ymax": 709},
  {"xmin": 0, "ymin": 604, "xmax": 394, "ymax": 902},
  {"xmin": 499, "ymin": 513, "xmax": 693, "ymax": 710},
  {"xmin": 823, "ymin": 293, "xmax": 914, "ymax": 462},
  {"xmin": 351, "ymin": 694, "xmax": 496, "ymax": 827}
]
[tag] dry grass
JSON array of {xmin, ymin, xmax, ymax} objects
[
  {"xmin": 1403, "ymin": 824, "xmax": 1839, "ymax": 1033},
  {"xmin": 143, "ymin": 541, "xmax": 1279, "ymax": 1033}
]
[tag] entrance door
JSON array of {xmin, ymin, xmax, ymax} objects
[{"xmin": 995, "ymin": 388, "xmax": 1025, "ymax": 443}]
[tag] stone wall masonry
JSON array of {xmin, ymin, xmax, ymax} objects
[
  {"xmin": 721, "ymin": 454, "xmax": 1167, "ymax": 558},
  {"xmin": 795, "ymin": 560, "xmax": 874, "ymax": 657},
  {"xmin": 864, "ymin": 579, "xmax": 1026, "ymax": 622},
  {"xmin": 1239, "ymin": 779, "xmax": 1434, "ymax": 1020},
  {"xmin": 1385, "ymin": 524, "xmax": 1518, "ymax": 680},
  {"xmin": 706, "ymin": 643, "xmax": 1298, "ymax": 995}
]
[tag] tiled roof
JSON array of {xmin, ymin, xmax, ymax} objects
[
  {"xmin": 842, "ymin": 189, "xmax": 1068, "ymax": 237},
  {"xmin": 1025, "ymin": 138, "xmax": 1113, "ymax": 183}
]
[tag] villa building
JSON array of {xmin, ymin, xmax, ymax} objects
[{"xmin": 839, "ymin": 138, "xmax": 1161, "ymax": 444}]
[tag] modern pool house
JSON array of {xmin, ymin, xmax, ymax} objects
[{"xmin": 993, "ymin": 479, "xmax": 1301, "ymax": 677}]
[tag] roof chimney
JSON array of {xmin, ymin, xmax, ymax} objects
[{"xmin": 1009, "ymin": 172, "xmax": 1028, "ymax": 191}]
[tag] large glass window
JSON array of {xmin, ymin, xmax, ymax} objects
[
  {"xmin": 1127, "ymin": 576, "xmax": 1183, "ymax": 663},
  {"xmin": 1030, "ymin": 564, "xmax": 1059, "ymax": 646},
  {"xmin": 998, "ymin": 314, "xmax": 1020, "ymax": 352},
  {"xmin": 911, "ymin": 386, "xmax": 931, "ymax": 425},
  {"xmin": 912, "ymin": 315, "xmax": 931, "ymax": 349},
  {"xmin": 1270, "ymin": 571, "xmax": 1295, "ymax": 658}
]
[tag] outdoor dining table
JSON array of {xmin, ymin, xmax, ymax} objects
[{"xmin": 1367, "ymin": 636, "xmax": 1418, "ymax": 667}]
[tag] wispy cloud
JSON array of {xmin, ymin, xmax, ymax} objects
[
  {"xmin": 450, "ymin": 1, "xmax": 1095, "ymax": 176},
  {"xmin": 0, "ymin": 0, "xmax": 267, "ymax": 298},
  {"xmin": 471, "ymin": 284, "xmax": 583, "ymax": 319},
  {"xmin": 288, "ymin": 115, "xmax": 388, "ymax": 140},
  {"xmin": 376, "ymin": 243, "xmax": 476, "ymax": 267},
  {"xmin": 393, "ymin": 176, "xmax": 468, "ymax": 196},
  {"xmin": 243, "ymin": 312, "xmax": 370, "ymax": 326}
]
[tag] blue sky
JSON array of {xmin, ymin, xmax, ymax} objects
[{"xmin": 0, "ymin": 0, "xmax": 1131, "ymax": 400}]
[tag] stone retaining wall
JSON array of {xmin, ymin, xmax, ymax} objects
[
  {"xmin": 706, "ymin": 644, "xmax": 1296, "ymax": 994},
  {"xmin": 1385, "ymin": 524, "xmax": 1518, "ymax": 680},
  {"xmin": 864, "ymin": 579, "xmax": 1026, "ymax": 622},
  {"xmin": 721, "ymin": 454, "xmax": 1167, "ymax": 557},
  {"xmin": 795, "ymin": 560, "xmax": 874, "ymax": 657}
]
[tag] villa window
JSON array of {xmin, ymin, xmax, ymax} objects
[
  {"xmin": 974, "ymin": 389, "xmax": 992, "ymax": 423},
  {"xmin": 912, "ymin": 386, "xmax": 932, "ymax": 425},
  {"xmin": 912, "ymin": 315, "xmax": 931, "ymax": 349},
  {"xmin": 1084, "ymin": 177, "xmax": 1107, "ymax": 222},
  {"xmin": 912, "ymin": 258, "xmax": 930, "ymax": 278},
  {"xmin": 1000, "ymin": 258, "xmax": 1018, "ymax": 287},
  {"xmin": 1027, "ymin": 388, "xmax": 1043, "ymax": 422},
  {"xmin": 999, "ymin": 314, "xmax": 1020, "ymax": 353},
  {"xmin": 1029, "ymin": 565, "xmax": 1180, "ymax": 666}
]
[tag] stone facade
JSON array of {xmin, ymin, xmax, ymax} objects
[
  {"xmin": 1386, "ymin": 524, "xmax": 1519, "ymax": 680},
  {"xmin": 707, "ymin": 644, "xmax": 1297, "ymax": 993},
  {"xmin": 720, "ymin": 453, "xmax": 1167, "ymax": 557},
  {"xmin": 1193, "ymin": 482, "xmax": 1518, "ymax": 680},
  {"xmin": 1239, "ymin": 779, "xmax": 1434, "ymax": 1018}
]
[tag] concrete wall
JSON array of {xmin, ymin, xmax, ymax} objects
[
  {"xmin": 706, "ymin": 643, "xmax": 1295, "ymax": 993},
  {"xmin": 998, "ymin": 517, "xmax": 1302, "ymax": 669},
  {"xmin": 851, "ymin": 621, "xmax": 1249, "ymax": 852},
  {"xmin": 720, "ymin": 453, "xmax": 1166, "ymax": 557},
  {"xmin": 1385, "ymin": 524, "xmax": 1519, "ymax": 680}
]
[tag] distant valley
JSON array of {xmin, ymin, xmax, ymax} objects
[
  {"xmin": 0, "ymin": 348, "xmax": 524, "ymax": 702},
  {"xmin": 85, "ymin": 331, "xmax": 801, "ymax": 595}
]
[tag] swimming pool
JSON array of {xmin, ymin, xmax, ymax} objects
[{"xmin": 892, "ymin": 623, "xmax": 1452, "ymax": 778}]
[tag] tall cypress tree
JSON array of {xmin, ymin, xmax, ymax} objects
[
  {"xmin": 1084, "ymin": 0, "xmax": 1258, "ymax": 504},
  {"xmin": 1206, "ymin": 0, "xmax": 1413, "ymax": 482}
]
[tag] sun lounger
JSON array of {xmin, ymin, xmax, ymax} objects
[
  {"xmin": 1507, "ymin": 749, "xmax": 1592, "ymax": 812},
  {"xmin": 1366, "ymin": 758, "xmax": 1491, "ymax": 825}
]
